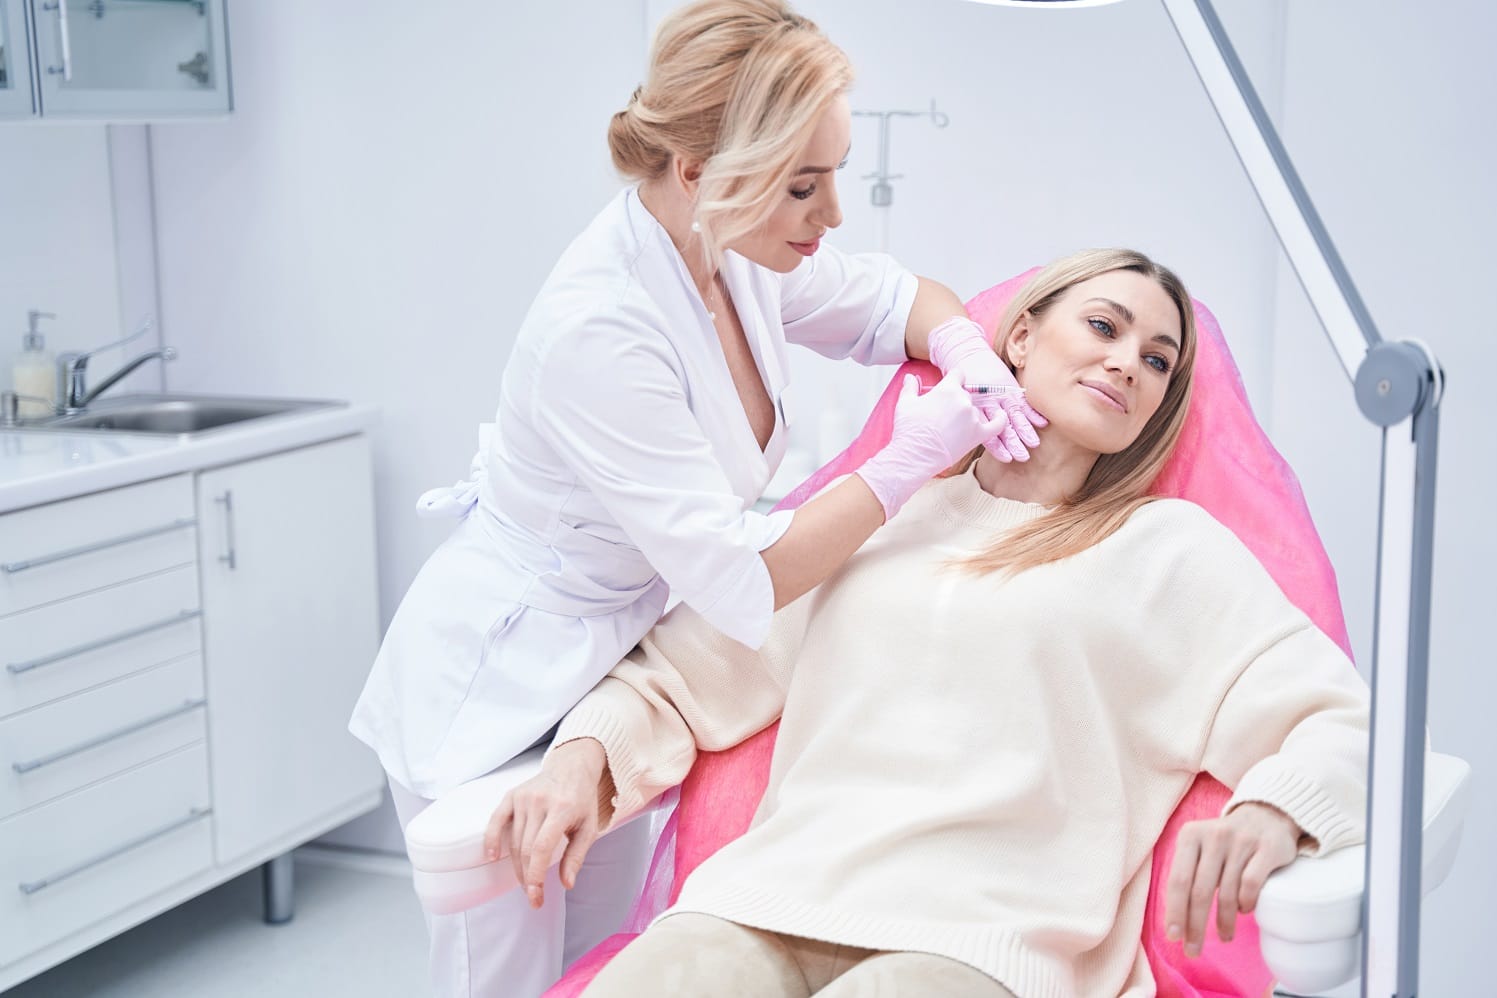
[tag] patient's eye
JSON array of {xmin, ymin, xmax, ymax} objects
[
  {"xmin": 1145, "ymin": 353, "xmax": 1173, "ymax": 374},
  {"xmin": 1089, "ymin": 317, "xmax": 1115, "ymax": 337},
  {"xmin": 790, "ymin": 183, "xmax": 816, "ymax": 201}
]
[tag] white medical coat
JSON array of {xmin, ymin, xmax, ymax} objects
[{"xmin": 350, "ymin": 187, "xmax": 917, "ymax": 797}]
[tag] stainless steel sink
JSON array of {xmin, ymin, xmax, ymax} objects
[{"xmin": 25, "ymin": 393, "xmax": 340, "ymax": 436}]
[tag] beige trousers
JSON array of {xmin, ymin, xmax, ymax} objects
[{"xmin": 581, "ymin": 912, "xmax": 1017, "ymax": 997}]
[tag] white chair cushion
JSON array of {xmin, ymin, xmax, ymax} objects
[{"xmin": 1255, "ymin": 751, "xmax": 1471, "ymax": 993}]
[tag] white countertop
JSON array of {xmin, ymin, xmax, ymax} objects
[{"xmin": 0, "ymin": 402, "xmax": 378, "ymax": 514}]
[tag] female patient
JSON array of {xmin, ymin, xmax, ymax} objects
[{"xmin": 488, "ymin": 249, "xmax": 1371, "ymax": 997}]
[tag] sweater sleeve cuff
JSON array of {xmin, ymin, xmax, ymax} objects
[
  {"xmin": 552, "ymin": 700, "xmax": 652, "ymax": 828},
  {"xmin": 1223, "ymin": 756, "xmax": 1363, "ymax": 857}
]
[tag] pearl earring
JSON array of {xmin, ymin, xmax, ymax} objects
[{"xmin": 690, "ymin": 220, "xmax": 702, "ymax": 234}]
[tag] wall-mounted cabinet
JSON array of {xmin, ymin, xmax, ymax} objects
[
  {"xmin": 0, "ymin": 0, "xmax": 230, "ymax": 121},
  {"xmin": 0, "ymin": 1, "xmax": 36, "ymax": 117}
]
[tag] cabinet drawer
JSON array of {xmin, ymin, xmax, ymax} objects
[
  {"xmin": 0, "ymin": 475, "xmax": 197, "ymax": 616},
  {"xmin": 0, "ymin": 743, "xmax": 212, "ymax": 966},
  {"xmin": 0, "ymin": 564, "xmax": 202, "ymax": 719},
  {"xmin": 0, "ymin": 654, "xmax": 205, "ymax": 820}
]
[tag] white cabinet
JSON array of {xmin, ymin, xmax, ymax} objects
[
  {"xmin": 196, "ymin": 435, "xmax": 384, "ymax": 865},
  {"xmin": 0, "ymin": 1, "xmax": 35, "ymax": 117},
  {"xmin": 1, "ymin": 0, "xmax": 230, "ymax": 120},
  {"xmin": 0, "ymin": 431, "xmax": 383, "ymax": 990}
]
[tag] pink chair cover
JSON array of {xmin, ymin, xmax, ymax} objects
[{"xmin": 545, "ymin": 270, "xmax": 1353, "ymax": 998}]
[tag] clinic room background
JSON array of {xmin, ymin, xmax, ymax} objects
[{"xmin": 0, "ymin": 0, "xmax": 1490, "ymax": 994}]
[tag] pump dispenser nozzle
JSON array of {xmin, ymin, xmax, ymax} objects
[{"xmin": 24, "ymin": 310, "xmax": 55, "ymax": 351}]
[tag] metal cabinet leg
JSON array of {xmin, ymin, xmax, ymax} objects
[{"xmin": 262, "ymin": 852, "xmax": 294, "ymax": 925}]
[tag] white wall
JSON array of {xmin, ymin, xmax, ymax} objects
[{"xmin": 0, "ymin": 126, "xmax": 125, "ymax": 394}]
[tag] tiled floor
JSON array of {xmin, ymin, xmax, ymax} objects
[{"xmin": 7, "ymin": 852, "xmax": 428, "ymax": 998}]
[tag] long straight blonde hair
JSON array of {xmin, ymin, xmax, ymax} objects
[
  {"xmin": 957, "ymin": 249, "xmax": 1198, "ymax": 576},
  {"xmin": 606, "ymin": 0, "xmax": 853, "ymax": 269}
]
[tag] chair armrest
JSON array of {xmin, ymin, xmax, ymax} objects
[
  {"xmin": 1255, "ymin": 751, "xmax": 1472, "ymax": 994},
  {"xmin": 404, "ymin": 744, "xmax": 656, "ymax": 915}
]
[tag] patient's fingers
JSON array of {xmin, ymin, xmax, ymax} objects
[
  {"xmin": 509, "ymin": 805, "xmax": 533, "ymax": 902},
  {"xmin": 1164, "ymin": 832, "xmax": 1204, "ymax": 954},
  {"xmin": 525, "ymin": 816, "xmax": 571, "ymax": 906},
  {"xmin": 1167, "ymin": 825, "xmax": 1227, "ymax": 957},
  {"xmin": 483, "ymin": 796, "xmax": 513, "ymax": 863},
  {"xmin": 1215, "ymin": 844, "xmax": 1248, "ymax": 943},
  {"xmin": 1185, "ymin": 837, "xmax": 1226, "ymax": 957},
  {"xmin": 560, "ymin": 814, "xmax": 600, "ymax": 891},
  {"xmin": 1236, "ymin": 848, "xmax": 1277, "ymax": 915}
]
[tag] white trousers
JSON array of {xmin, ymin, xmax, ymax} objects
[{"xmin": 389, "ymin": 775, "xmax": 653, "ymax": 998}]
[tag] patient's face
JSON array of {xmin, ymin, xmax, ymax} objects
[{"xmin": 1009, "ymin": 270, "xmax": 1182, "ymax": 455}]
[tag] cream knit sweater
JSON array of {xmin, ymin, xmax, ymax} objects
[{"xmin": 554, "ymin": 466, "xmax": 1370, "ymax": 998}]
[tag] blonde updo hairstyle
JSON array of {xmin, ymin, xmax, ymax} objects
[
  {"xmin": 957, "ymin": 248, "xmax": 1199, "ymax": 576},
  {"xmin": 608, "ymin": 0, "xmax": 853, "ymax": 269}
]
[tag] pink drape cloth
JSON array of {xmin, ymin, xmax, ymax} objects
[{"xmin": 545, "ymin": 271, "xmax": 1351, "ymax": 998}]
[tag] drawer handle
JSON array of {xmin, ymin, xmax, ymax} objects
[
  {"xmin": 18, "ymin": 807, "xmax": 212, "ymax": 896},
  {"xmin": 13, "ymin": 698, "xmax": 207, "ymax": 774},
  {"xmin": 6, "ymin": 610, "xmax": 202, "ymax": 675},
  {"xmin": 214, "ymin": 491, "xmax": 237, "ymax": 571},
  {"xmin": 0, "ymin": 518, "xmax": 197, "ymax": 574}
]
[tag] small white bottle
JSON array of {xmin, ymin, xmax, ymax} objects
[{"xmin": 13, "ymin": 310, "xmax": 58, "ymax": 418}]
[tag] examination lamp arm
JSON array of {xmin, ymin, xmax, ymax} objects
[{"xmin": 1158, "ymin": 2, "xmax": 1444, "ymax": 995}]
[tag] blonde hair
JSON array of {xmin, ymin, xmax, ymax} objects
[
  {"xmin": 958, "ymin": 249, "xmax": 1198, "ymax": 576},
  {"xmin": 607, "ymin": 0, "xmax": 853, "ymax": 268}
]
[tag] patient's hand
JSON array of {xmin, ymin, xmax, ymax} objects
[
  {"xmin": 483, "ymin": 738, "xmax": 609, "ymax": 909},
  {"xmin": 1163, "ymin": 802, "xmax": 1302, "ymax": 958}
]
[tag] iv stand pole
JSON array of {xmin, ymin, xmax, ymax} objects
[{"xmin": 1158, "ymin": 2, "xmax": 1442, "ymax": 995}]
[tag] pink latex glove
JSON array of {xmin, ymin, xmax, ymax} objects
[
  {"xmin": 855, "ymin": 371, "xmax": 1008, "ymax": 521},
  {"xmin": 927, "ymin": 316, "xmax": 1047, "ymax": 462}
]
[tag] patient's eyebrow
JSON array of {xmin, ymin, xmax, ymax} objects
[{"xmin": 1086, "ymin": 297, "xmax": 1181, "ymax": 353}]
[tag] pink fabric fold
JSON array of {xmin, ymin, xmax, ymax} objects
[{"xmin": 544, "ymin": 270, "xmax": 1351, "ymax": 998}]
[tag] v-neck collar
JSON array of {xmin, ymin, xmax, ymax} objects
[{"xmin": 626, "ymin": 188, "xmax": 787, "ymax": 463}]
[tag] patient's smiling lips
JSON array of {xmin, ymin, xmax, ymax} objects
[{"xmin": 1080, "ymin": 378, "xmax": 1128, "ymax": 413}]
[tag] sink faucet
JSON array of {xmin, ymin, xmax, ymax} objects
[
  {"xmin": 55, "ymin": 318, "xmax": 177, "ymax": 414},
  {"xmin": 58, "ymin": 346, "xmax": 178, "ymax": 413}
]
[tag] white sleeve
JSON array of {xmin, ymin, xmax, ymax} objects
[
  {"xmin": 778, "ymin": 241, "xmax": 919, "ymax": 366},
  {"xmin": 530, "ymin": 313, "xmax": 791, "ymax": 649}
]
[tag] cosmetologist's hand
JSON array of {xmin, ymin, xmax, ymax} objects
[
  {"xmin": 927, "ymin": 316, "xmax": 1047, "ymax": 462},
  {"xmin": 483, "ymin": 737, "xmax": 609, "ymax": 909},
  {"xmin": 1163, "ymin": 802, "xmax": 1304, "ymax": 958},
  {"xmin": 856, "ymin": 370, "xmax": 1008, "ymax": 521}
]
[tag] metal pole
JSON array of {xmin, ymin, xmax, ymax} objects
[
  {"xmin": 1355, "ymin": 343, "xmax": 1442, "ymax": 996},
  {"xmin": 1157, "ymin": 3, "xmax": 1446, "ymax": 994}
]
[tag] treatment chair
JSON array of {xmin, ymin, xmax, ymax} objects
[{"xmin": 404, "ymin": 272, "xmax": 1472, "ymax": 997}]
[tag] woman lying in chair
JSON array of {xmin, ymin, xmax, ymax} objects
[{"xmin": 486, "ymin": 249, "xmax": 1371, "ymax": 998}]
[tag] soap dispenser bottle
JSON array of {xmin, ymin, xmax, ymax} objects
[{"xmin": 13, "ymin": 310, "xmax": 58, "ymax": 418}]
